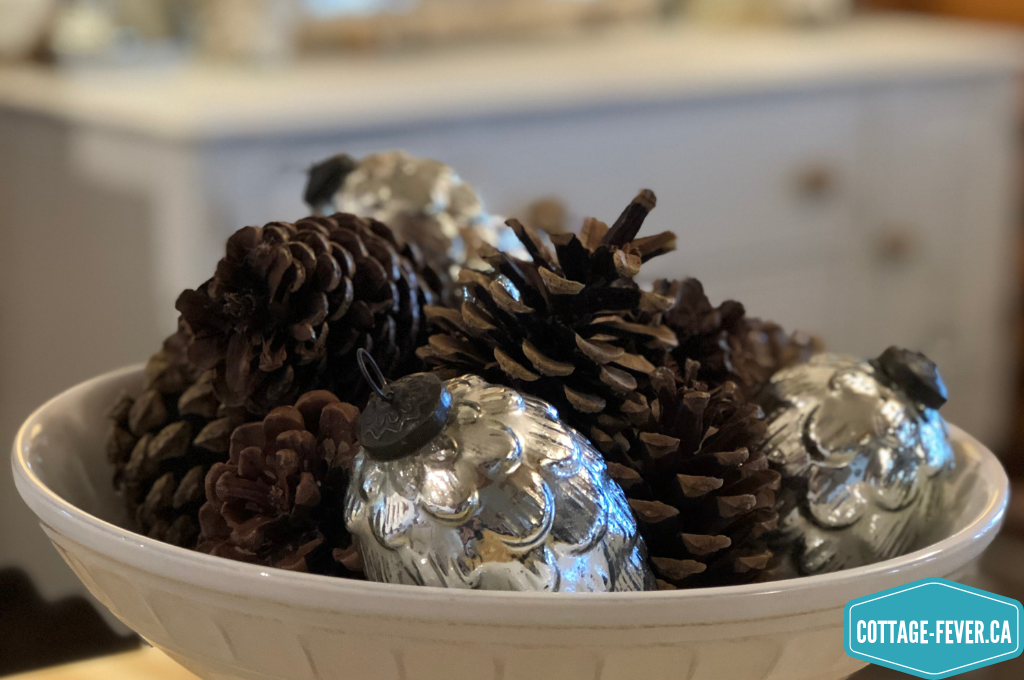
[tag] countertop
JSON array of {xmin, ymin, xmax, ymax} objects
[
  {"xmin": 0, "ymin": 15, "xmax": 1021, "ymax": 141},
  {"xmin": 7, "ymin": 649, "xmax": 194, "ymax": 680}
]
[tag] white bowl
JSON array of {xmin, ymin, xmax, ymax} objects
[{"xmin": 12, "ymin": 366, "xmax": 1010, "ymax": 680}]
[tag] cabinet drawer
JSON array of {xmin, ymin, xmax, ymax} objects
[
  {"xmin": 248, "ymin": 92, "xmax": 861, "ymax": 261},
  {"xmin": 849, "ymin": 84, "xmax": 981, "ymax": 356}
]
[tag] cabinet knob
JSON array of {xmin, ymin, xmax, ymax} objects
[
  {"xmin": 795, "ymin": 164, "xmax": 839, "ymax": 201},
  {"xmin": 873, "ymin": 227, "xmax": 919, "ymax": 264}
]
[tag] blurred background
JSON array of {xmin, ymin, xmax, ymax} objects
[{"xmin": 2, "ymin": 0, "xmax": 1024, "ymax": 678}]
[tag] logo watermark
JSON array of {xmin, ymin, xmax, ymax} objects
[{"xmin": 845, "ymin": 578, "xmax": 1022, "ymax": 678}]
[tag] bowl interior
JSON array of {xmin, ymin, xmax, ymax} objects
[
  {"xmin": 919, "ymin": 439, "xmax": 993, "ymax": 547},
  {"xmin": 18, "ymin": 366, "xmax": 135, "ymax": 529}
]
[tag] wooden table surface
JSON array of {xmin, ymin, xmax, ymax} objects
[{"xmin": 7, "ymin": 649, "xmax": 196, "ymax": 680}]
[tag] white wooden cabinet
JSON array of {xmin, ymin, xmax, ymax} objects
[{"xmin": 0, "ymin": 16, "xmax": 1021, "ymax": 609}]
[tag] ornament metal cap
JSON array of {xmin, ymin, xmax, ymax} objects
[
  {"xmin": 356, "ymin": 349, "xmax": 451, "ymax": 461},
  {"xmin": 873, "ymin": 346, "xmax": 948, "ymax": 410},
  {"xmin": 304, "ymin": 153, "xmax": 357, "ymax": 212}
]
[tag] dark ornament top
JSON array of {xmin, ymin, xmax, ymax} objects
[
  {"xmin": 357, "ymin": 349, "xmax": 451, "ymax": 461},
  {"xmin": 873, "ymin": 346, "xmax": 948, "ymax": 410},
  {"xmin": 304, "ymin": 154, "xmax": 358, "ymax": 211}
]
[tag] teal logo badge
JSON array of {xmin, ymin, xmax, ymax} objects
[{"xmin": 845, "ymin": 578, "xmax": 1022, "ymax": 678}]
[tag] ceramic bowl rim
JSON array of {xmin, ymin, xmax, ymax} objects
[{"xmin": 12, "ymin": 365, "xmax": 1010, "ymax": 627}]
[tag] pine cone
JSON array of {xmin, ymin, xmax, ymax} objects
[
  {"xmin": 175, "ymin": 214, "xmax": 440, "ymax": 415},
  {"xmin": 610, "ymin": 362, "xmax": 780, "ymax": 588},
  {"xmin": 197, "ymin": 391, "xmax": 362, "ymax": 575},
  {"xmin": 417, "ymin": 191, "xmax": 677, "ymax": 441},
  {"xmin": 106, "ymin": 324, "xmax": 247, "ymax": 547},
  {"xmin": 652, "ymin": 278, "xmax": 820, "ymax": 396},
  {"xmin": 626, "ymin": 280, "xmax": 814, "ymax": 586}
]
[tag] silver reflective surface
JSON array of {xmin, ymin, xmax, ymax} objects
[
  {"xmin": 345, "ymin": 375, "xmax": 654, "ymax": 592},
  {"xmin": 761, "ymin": 354, "xmax": 955, "ymax": 576},
  {"xmin": 333, "ymin": 150, "xmax": 523, "ymax": 277}
]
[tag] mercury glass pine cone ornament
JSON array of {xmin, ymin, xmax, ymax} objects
[
  {"xmin": 345, "ymin": 358, "xmax": 652, "ymax": 592},
  {"xmin": 416, "ymin": 190, "xmax": 678, "ymax": 443},
  {"xmin": 609, "ymin": 361, "xmax": 780, "ymax": 588},
  {"xmin": 304, "ymin": 150, "xmax": 522, "ymax": 283},
  {"xmin": 759, "ymin": 348, "xmax": 954, "ymax": 578},
  {"xmin": 106, "ymin": 325, "xmax": 248, "ymax": 547},
  {"xmin": 175, "ymin": 213, "xmax": 440, "ymax": 415},
  {"xmin": 197, "ymin": 390, "xmax": 363, "ymax": 575},
  {"xmin": 651, "ymin": 278, "xmax": 820, "ymax": 396}
]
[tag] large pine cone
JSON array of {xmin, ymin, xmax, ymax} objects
[
  {"xmin": 417, "ymin": 191, "xmax": 793, "ymax": 587},
  {"xmin": 417, "ymin": 191, "xmax": 677, "ymax": 441},
  {"xmin": 176, "ymin": 214, "xmax": 440, "ymax": 415},
  {"xmin": 106, "ymin": 325, "xmax": 247, "ymax": 547},
  {"xmin": 610, "ymin": 361, "xmax": 780, "ymax": 588},
  {"xmin": 651, "ymin": 278, "xmax": 820, "ymax": 396},
  {"xmin": 197, "ymin": 390, "xmax": 362, "ymax": 575}
]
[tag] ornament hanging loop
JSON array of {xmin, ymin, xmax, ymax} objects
[{"xmin": 357, "ymin": 348, "xmax": 393, "ymax": 401}]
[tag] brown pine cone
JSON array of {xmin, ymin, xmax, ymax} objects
[
  {"xmin": 651, "ymin": 278, "xmax": 820, "ymax": 396},
  {"xmin": 415, "ymin": 191, "xmax": 798, "ymax": 587},
  {"xmin": 106, "ymin": 324, "xmax": 247, "ymax": 547},
  {"xmin": 175, "ymin": 213, "xmax": 440, "ymax": 416},
  {"xmin": 610, "ymin": 361, "xmax": 780, "ymax": 588},
  {"xmin": 197, "ymin": 390, "xmax": 362, "ymax": 575},
  {"xmin": 417, "ymin": 190, "xmax": 677, "ymax": 442}
]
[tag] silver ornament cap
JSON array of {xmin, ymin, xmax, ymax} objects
[
  {"xmin": 760, "ymin": 347, "xmax": 955, "ymax": 577},
  {"xmin": 345, "ymin": 351, "xmax": 654, "ymax": 592}
]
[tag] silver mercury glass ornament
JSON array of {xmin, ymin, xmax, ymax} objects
[
  {"xmin": 304, "ymin": 150, "xmax": 524, "ymax": 279},
  {"xmin": 344, "ymin": 350, "xmax": 654, "ymax": 592},
  {"xmin": 760, "ymin": 347, "xmax": 955, "ymax": 577}
]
